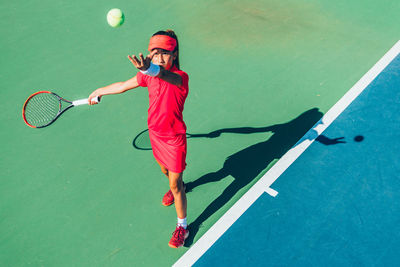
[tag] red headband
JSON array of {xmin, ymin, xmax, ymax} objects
[{"xmin": 148, "ymin": 35, "xmax": 177, "ymax": 52}]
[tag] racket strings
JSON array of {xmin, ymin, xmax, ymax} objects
[{"xmin": 24, "ymin": 93, "xmax": 61, "ymax": 127}]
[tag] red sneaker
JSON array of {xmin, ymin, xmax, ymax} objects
[
  {"xmin": 162, "ymin": 189, "xmax": 174, "ymax": 206},
  {"xmin": 168, "ymin": 226, "xmax": 189, "ymax": 248}
]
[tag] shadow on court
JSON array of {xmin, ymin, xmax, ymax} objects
[
  {"xmin": 130, "ymin": 108, "xmax": 357, "ymax": 246},
  {"xmin": 183, "ymin": 108, "xmax": 325, "ymax": 246}
]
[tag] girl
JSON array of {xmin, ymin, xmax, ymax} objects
[{"xmin": 88, "ymin": 30, "xmax": 189, "ymax": 248}]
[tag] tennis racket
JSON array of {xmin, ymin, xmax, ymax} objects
[{"xmin": 22, "ymin": 91, "xmax": 99, "ymax": 128}]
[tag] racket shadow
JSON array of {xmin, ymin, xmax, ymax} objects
[
  {"xmin": 131, "ymin": 129, "xmax": 203, "ymax": 151},
  {"xmin": 132, "ymin": 129, "xmax": 152, "ymax": 150}
]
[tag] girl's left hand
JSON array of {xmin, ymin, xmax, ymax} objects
[{"xmin": 128, "ymin": 51, "xmax": 156, "ymax": 71}]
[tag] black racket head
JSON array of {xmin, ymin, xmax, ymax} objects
[
  {"xmin": 133, "ymin": 129, "xmax": 152, "ymax": 150},
  {"xmin": 22, "ymin": 91, "xmax": 71, "ymax": 128}
]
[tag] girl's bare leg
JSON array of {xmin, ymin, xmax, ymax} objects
[
  {"xmin": 168, "ymin": 171, "xmax": 187, "ymax": 219},
  {"xmin": 156, "ymin": 160, "xmax": 169, "ymax": 179}
]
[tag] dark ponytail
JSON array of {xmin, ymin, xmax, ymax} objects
[{"xmin": 152, "ymin": 29, "xmax": 180, "ymax": 69}]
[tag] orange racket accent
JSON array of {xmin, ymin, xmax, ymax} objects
[
  {"xmin": 22, "ymin": 91, "xmax": 62, "ymax": 128},
  {"xmin": 22, "ymin": 91, "xmax": 53, "ymax": 128}
]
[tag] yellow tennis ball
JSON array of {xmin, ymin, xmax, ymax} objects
[{"xmin": 107, "ymin": 8, "xmax": 124, "ymax": 28}]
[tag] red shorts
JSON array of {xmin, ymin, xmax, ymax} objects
[{"xmin": 148, "ymin": 130, "xmax": 187, "ymax": 173}]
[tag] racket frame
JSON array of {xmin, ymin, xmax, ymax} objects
[{"xmin": 22, "ymin": 91, "xmax": 92, "ymax": 128}]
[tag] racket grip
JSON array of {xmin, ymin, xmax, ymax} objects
[{"xmin": 73, "ymin": 97, "xmax": 100, "ymax": 106}]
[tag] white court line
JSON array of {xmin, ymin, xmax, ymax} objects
[
  {"xmin": 265, "ymin": 187, "xmax": 279, "ymax": 197},
  {"xmin": 173, "ymin": 40, "xmax": 400, "ymax": 267}
]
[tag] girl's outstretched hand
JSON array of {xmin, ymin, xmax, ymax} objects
[
  {"xmin": 88, "ymin": 89, "xmax": 102, "ymax": 105},
  {"xmin": 128, "ymin": 50, "xmax": 156, "ymax": 71}
]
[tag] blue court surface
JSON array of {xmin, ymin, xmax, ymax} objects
[{"xmin": 175, "ymin": 43, "xmax": 400, "ymax": 266}]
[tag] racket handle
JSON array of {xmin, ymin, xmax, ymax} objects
[{"xmin": 73, "ymin": 97, "xmax": 100, "ymax": 106}]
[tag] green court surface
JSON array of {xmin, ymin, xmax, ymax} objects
[{"xmin": 1, "ymin": 0, "xmax": 399, "ymax": 266}]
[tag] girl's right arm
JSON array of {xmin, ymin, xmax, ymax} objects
[{"xmin": 88, "ymin": 75, "xmax": 140, "ymax": 105}]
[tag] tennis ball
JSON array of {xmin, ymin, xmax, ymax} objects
[{"xmin": 107, "ymin": 8, "xmax": 124, "ymax": 27}]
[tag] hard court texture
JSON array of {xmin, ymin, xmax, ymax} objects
[{"xmin": 1, "ymin": 0, "xmax": 399, "ymax": 266}]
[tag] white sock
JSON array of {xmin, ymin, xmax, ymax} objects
[{"xmin": 177, "ymin": 217, "xmax": 187, "ymax": 229}]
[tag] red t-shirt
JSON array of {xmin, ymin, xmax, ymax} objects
[{"xmin": 136, "ymin": 66, "xmax": 189, "ymax": 136}]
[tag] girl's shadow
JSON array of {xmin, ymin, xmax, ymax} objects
[{"xmin": 183, "ymin": 108, "xmax": 323, "ymax": 246}]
